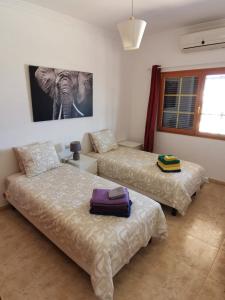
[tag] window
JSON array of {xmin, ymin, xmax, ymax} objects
[
  {"xmin": 158, "ymin": 68, "xmax": 225, "ymax": 140},
  {"xmin": 199, "ymin": 74, "xmax": 225, "ymax": 135}
]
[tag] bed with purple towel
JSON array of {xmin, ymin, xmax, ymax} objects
[{"xmin": 5, "ymin": 164, "xmax": 167, "ymax": 300}]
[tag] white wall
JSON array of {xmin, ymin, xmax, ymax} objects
[
  {"xmin": 0, "ymin": 0, "xmax": 128, "ymax": 206},
  {"xmin": 123, "ymin": 26, "xmax": 225, "ymax": 182}
]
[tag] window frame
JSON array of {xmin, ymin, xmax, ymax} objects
[{"xmin": 157, "ymin": 67, "xmax": 225, "ymax": 141}]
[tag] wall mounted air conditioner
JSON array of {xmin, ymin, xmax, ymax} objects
[{"xmin": 180, "ymin": 27, "xmax": 225, "ymax": 53}]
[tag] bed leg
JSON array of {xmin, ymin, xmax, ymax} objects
[
  {"xmin": 171, "ymin": 208, "xmax": 177, "ymax": 216},
  {"xmin": 149, "ymin": 237, "xmax": 152, "ymax": 244},
  {"xmin": 193, "ymin": 192, "xmax": 197, "ymax": 197}
]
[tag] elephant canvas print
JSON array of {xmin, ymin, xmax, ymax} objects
[{"xmin": 29, "ymin": 65, "xmax": 93, "ymax": 121}]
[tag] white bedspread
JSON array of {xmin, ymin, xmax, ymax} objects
[
  {"xmin": 88, "ymin": 147, "xmax": 207, "ymax": 215},
  {"xmin": 5, "ymin": 164, "xmax": 167, "ymax": 300}
]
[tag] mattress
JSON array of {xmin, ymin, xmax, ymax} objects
[
  {"xmin": 5, "ymin": 164, "xmax": 167, "ymax": 300},
  {"xmin": 87, "ymin": 147, "xmax": 207, "ymax": 215}
]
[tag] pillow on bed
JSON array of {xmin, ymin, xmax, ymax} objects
[
  {"xmin": 89, "ymin": 133, "xmax": 98, "ymax": 153},
  {"xmin": 90, "ymin": 129, "xmax": 118, "ymax": 153},
  {"xmin": 17, "ymin": 142, "xmax": 61, "ymax": 177},
  {"xmin": 13, "ymin": 143, "xmax": 39, "ymax": 173}
]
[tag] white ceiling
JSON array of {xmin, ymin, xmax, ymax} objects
[{"xmin": 23, "ymin": 0, "xmax": 225, "ymax": 32}]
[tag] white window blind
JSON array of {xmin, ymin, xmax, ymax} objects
[{"xmin": 162, "ymin": 76, "xmax": 198, "ymax": 130}]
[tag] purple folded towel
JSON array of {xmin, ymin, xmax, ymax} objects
[
  {"xmin": 90, "ymin": 201, "xmax": 132, "ymax": 218},
  {"xmin": 90, "ymin": 188, "xmax": 129, "ymax": 206}
]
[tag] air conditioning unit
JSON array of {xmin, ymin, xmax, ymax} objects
[{"xmin": 180, "ymin": 27, "xmax": 225, "ymax": 53}]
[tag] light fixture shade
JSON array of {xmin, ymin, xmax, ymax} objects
[{"xmin": 117, "ymin": 17, "xmax": 147, "ymax": 50}]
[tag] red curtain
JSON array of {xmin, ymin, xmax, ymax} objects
[{"xmin": 144, "ymin": 65, "xmax": 161, "ymax": 152}]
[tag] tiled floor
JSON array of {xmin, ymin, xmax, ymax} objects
[{"xmin": 0, "ymin": 182, "xmax": 225, "ymax": 300}]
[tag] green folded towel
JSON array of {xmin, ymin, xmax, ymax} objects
[
  {"xmin": 157, "ymin": 162, "xmax": 181, "ymax": 173},
  {"xmin": 158, "ymin": 155, "xmax": 180, "ymax": 165}
]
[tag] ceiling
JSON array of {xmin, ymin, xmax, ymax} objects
[{"xmin": 23, "ymin": 0, "xmax": 225, "ymax": 32}]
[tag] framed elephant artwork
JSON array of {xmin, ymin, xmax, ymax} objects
[{"xmin": 29, "ymin": 65, "xmax": 93, "ymax": 121}]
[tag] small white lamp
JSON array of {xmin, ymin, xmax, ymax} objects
[{"xmin": 117, "ymin": 0, "xmax": 147, "ymax": 50}]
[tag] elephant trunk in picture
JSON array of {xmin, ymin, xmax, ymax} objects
[
  {"xmin": 34, "ymin": 67, "xmax": 92, "ymax": 120},
  {"xmin": 55, "ymin": 70, "xmax": 78, "ymax": 120}
]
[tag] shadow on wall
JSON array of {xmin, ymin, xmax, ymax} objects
[
  {"xmin": 0, "ymin": 149, "xmax": 19, "ymax": 206},
  {"xmin": 113, "ymin": 64, "xmax": 129, "ymax": 141},
  {"xmin": 24, "ymin": 64, "xmax": 34, "ymax": 122}
]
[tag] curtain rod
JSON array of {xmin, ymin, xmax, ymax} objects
[{"xmin": 155, "ymin": 61, "xmax": 225, "ymax": 70}]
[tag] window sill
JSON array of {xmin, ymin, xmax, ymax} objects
[
  {"xmin": 157, "ymin": 128, "xmax": 225, "ymax": 141},
  {"xmin": 196, "ymin": 132, "xmax": 225, "ymax": 141}
]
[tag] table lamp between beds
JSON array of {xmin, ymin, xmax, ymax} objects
[{"xmin": 70, "ymin": 141, "xmax": 81, "ymax": 160}]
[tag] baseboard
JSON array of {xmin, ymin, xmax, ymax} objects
[{"xmin": 209, "ymin": 178, "xmax": 225, "ymax": 186}]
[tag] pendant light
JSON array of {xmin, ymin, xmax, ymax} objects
[{"xmin": 117, "ymin": 0, "xmax": 147, "ymax": 50}]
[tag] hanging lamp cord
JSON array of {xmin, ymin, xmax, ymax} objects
[{"xmin": 131, "ymin": 0, "xmax": 134, "ymax": 17}]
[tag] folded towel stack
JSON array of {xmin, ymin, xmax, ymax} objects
[
  {"xmin": 157, "ymin": 154, "xmax": 181, "ymax": 173},
  {"xmin": 90, "ymin": 187, "xmax": 132, "ymax": 217}
]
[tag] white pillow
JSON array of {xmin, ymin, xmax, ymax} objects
[
  {"xmin": 90, "ymin": 129, "xmax": 118, "ymax": 154},
  {"xmin": 89, "ymin": 133, "xmax": 98, "ymax": 152},
  {"xmin": 13, "ymin": 142, "xmax": 39, "ymax": 173},
  {"xmin": 18, "ymin": 141, "xmax": 61, "ymax": 177}
]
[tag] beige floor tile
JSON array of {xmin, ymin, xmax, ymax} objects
[
  {"xmin": 222, "ymin": 238, "xmax": 225, "ymax": 250},
  {"xmin": 114, "ymin": 253, "xmax": 206, "ymax": 300},
  {"xmin": 166, "ymin": 202, "xmax": 225, "ymax": 248},
  {"xmin": 21, "ymin": 258, "xmax": 97, "ymax": 300},
  {"xmin": 137, "ymin": 229, "xmax": 218, "ymax": 277},
  {"xmin": 0, "ymin": 288, "xmax": 25, "ymax": 300},
  {"xmin": 209, "ymin": 248, "xmax": 225, "ymax": 285},
  {"xmin": 0, "ymin": 208, "xmax": 31, "ymax": 230},
  {"xmin": 182, "ymin": 216, "xmax": 225, "ymax": 248},
  {"xmin": 197, "ymin": 278, "xmax": 225, "ymax": 300},
  {"xmin": 0, "ymin": 241, "xmax": 51, "ymax": 291},
  {"xmin": 202, "ymin": 183, "xmax": 225, "ymax": 200},
  {"xmin": 164, "ymin": 233, "xmax": 218, "ymax": 275},
  {"xmin": 172, "ymin": 183, "xmax": 225, "ymax": 225}
]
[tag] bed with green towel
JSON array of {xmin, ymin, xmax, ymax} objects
[{"xmin": 87, "ymin": 147, "xmax": 207, "ymax": 216}]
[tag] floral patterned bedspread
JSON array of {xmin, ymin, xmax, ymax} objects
[
  {"xmin": 88, "ymin": 147, "xmax": 207, "ymax": 215},
  {"xmin": 5, "ymin": 164, "xmax": 167, "ymax": 300}
]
